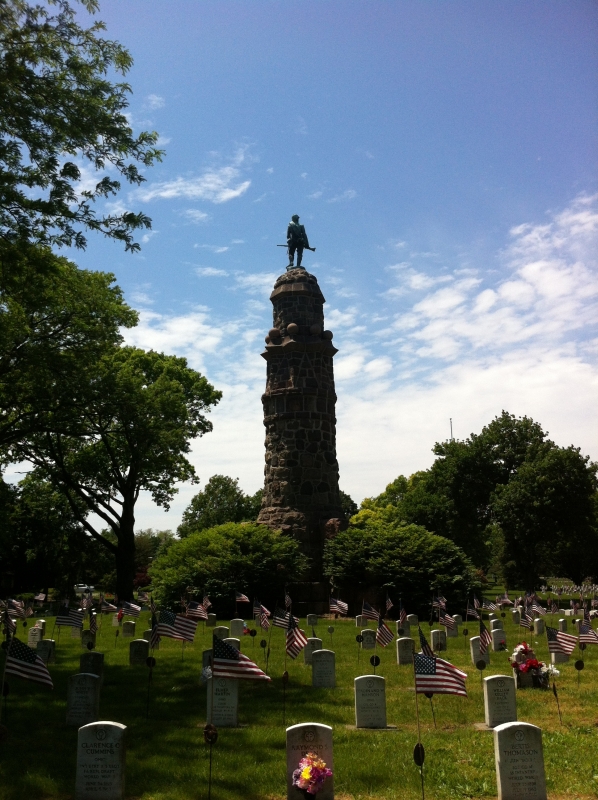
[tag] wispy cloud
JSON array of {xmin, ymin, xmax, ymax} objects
[
  {"xmin": 181, "ymin": 209, "xmax": 210, "ymax": 224},
  {"xmin": 327, "ymin": 189, "xmax": 357, "ymax": 203},
  {"xmin": 196, "ymin": 267, "xmax": 228, "ymax": 277},
  {"xmin": 234, "ymin": 272, "xmax": 278, "ymax": 295},
  {"xmin": 146, "ymin": 94, "xmax": 165, "ymax": 110},
  {"xmin": 194, "ymin": 244, "xmax": 229, "ymax": 253}
]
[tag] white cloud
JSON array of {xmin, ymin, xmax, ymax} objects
[
  {"xmin": 266, "ymin": 167, "xmax": 274, "ymax": 174},
  {"xmin": 309, "ymin": 191, "xmax": 323, "ymax": 200},
  {"xmin": 196, "ymin": 267, "xmax": 228, "ymax": 277},
  {"xmin": 194, "ymin": 244, "xmax": 229, "ymax": 253},
  {"xmin": 146, "ymin": 94, "xmax": 165, "ymax": 110},
  {"xmin": 141, "ymin": 230, "xmax": 158, "ymax": 244},
  {"xmin": 327, "ymin": 189, "xmax": 357, "ymax": 203},
  {"xmin": 234, "ymin": 272, "xmax": 278, "ymax": 295},
  {"xmin": 137, "ymin": 148, "xmax": 252, "ymax": 204},
  {"xmin": 182, "ymin": 209, "xmax": 210, "ymax": 224}
]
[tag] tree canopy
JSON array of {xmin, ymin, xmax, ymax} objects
[
  {"xmin": 177, "ymin": 475, "xmax": 263, "ymax": 537},
  {"xmin": 0, "ymin": 0, "xmax": 162, "ymax": 251}
]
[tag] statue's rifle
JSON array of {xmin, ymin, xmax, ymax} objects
[{"xmin": 276, "ymin": 244, "xmax": 316, "ymax": 252}]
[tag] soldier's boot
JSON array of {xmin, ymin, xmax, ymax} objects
[{"xmin": 296, "ymin": 247, "xmax": 303, "ymax": 267}]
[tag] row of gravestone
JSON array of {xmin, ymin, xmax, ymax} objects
[{"xmin": 72, "ymin": 711, "xmax": 548, "ymax": 800}]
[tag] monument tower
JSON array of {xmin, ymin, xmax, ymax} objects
[{"xmin": 257, "ymin": 256, "xmax": 346, "ymax": 610}]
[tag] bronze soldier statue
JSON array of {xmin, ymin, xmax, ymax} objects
[{"xmin": 286, "ymin": 214, "xmax": 311, "ymax": 268}]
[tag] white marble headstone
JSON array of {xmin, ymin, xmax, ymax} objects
[
  {"xmin": 491, "ymin": 629, "xmax": 507, "ymax": 652},
  {"xmin": 360, "ymin": 629, "xmax": 376, "ymax": 650},
  {"xmin": 81, "ymin": 630, "xmax": 96, "ymax": 649},
  {"xmin": 129, "ymin": 639, "xmax": 149, "ymax": 666},
  {"xmin": 431, "ymin": 629, "xmax": 446, "ymax": 652},
  {"xmin": 534, "ymin": 618, "xmax": 545, "ymax": 635},
  {"xmin": 71, "ymin": 625, "xmax": 82, "ymax": 639},
  {"xmin": 557, "ymin": 618, "xmax": 567, "ymax": 632},
  {"xmin": 312, "ymin": 649, "xmax": 335, "ymax": 688},
  {"xmin": 206, "ymin": 677, "xmax": 238, "ymax": 726},
  {"xmin": 470, "ymin": 636, "xmax": 490, "ymax": 666},
  {"xmin": 491, "ymin": 619, "xmax": 504, "ymax": 631},
  {"xmin": 213, "ymin": 625, "xmax": 229, "ymax": 640},
  {"xmin": 511, "ymin": 610, "xmax": 520, "ymax": 625},
  {"xmin": 396, "ymin": 637, "xmax": 414, "ymax": 665},
  {"xmin": 36, "ymin": 639, "xmax": 56, "ymax": 664},
  {"xmin": 229, "ymin": 618, "xmax": 245, "ymax": 638},
  {"xmin": 111, "ymin": 614, "xmax": 121, "ymax": 627},
  {"xmin": 354, "ymin": 675, "xmax": 386, "ymax": 728},
  {"xmin": 286, "ymin": 723, "xmax": 333, "ymax": 800},
  {"xmin": 76, "ymin": 721, "xmax": 126, "ymax": 800},
  {"xmin": 444, "ymin": 623, "xmax": 458, "ymax": 638},
  {"xmin": 27, "ymin": 626, "xmax": 42, "ymax": 647},
  {"xmin": 484, "ymin": 675, "xmax": 517, "ymax": 728},
  {"xmin": 35, "ymin": 619, "xmax": 46, "ymax": 636},
  {"xmin": 122, "ymin": 621, "xmax": 135, "ymax": 638},
  {"xmin": 396, "ymin": 620, "xmax": 410, "ymax": 638},
  {"xmin": 67, "ymin": 673, "xmax": 100, "ymax": 727},
  {"xmin": 493, "ymin": 721, "xmax": 547, "ymax": 800},
  {"xmin": 223, "ymin": 637, "xmax": 240, "ymax": 649},
  {"xmin": 406, "ymin": 614, "xmax": 418, "ymax": 626},
  {"xmin": 307, "ymin": 614, "xmax": 318, "ymax": 627},
  {"xmin": 453, "ymin": 614, "xmax": 463, "ymax": 625},
  {"xmin": 303, "ymin": 637, "xmax": 322, "ymax": 665},
  {"xmin": 355, "ymin": 615, "xmax": 366, "ymax": 627},
  {"xmin": 206, "ymin": 613, "xmax": 217, "ymax": 627}
]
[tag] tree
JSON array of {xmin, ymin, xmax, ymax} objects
[
  {"xmin": 149, "ymin": 522, "xmax": 302, "ymax": 613},
  {"xmin": 13, "ymin": 346, "xmax": 221, "ymax": 600},
  {"xmin": 339, "ymin": 489, "xmax": 358, "ymax": 519},
  {"xmin": 177, "ymin": 475, "xmax": 262, "ymax": 537},
  {"xmin": 323, "ymin": 505, "xmax": 479, "ymax": 616},
  {"xmin": 492, "ymin": 446, "xmax": 598, "ymax": 588},
  {"xmin": 0, "ymin": 0, "xmax": 162, "ymax": 251},
  {"xmin": 0, "ymin": 244, "xmax": 137, "ymax": 448},
  {"xmin": 133, "ymin": 528, "xmax": 175, "ymax": 589}
]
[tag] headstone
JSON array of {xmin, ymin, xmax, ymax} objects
[
  {"xmin": 573, "ymin": 618, "xmax": 583, "ymax": 632},
  {"xmin": 80, "ymin": 652, "xmax": 104, "ymax": 686},
  {"xmin": 286, "ymin": 723, "xmax": 333, "ymax": 800},
  {"xmin": 470, "ymin": 636, "xmax": 490, "ymax": 666},
  {"xmin": 550, "ymin": 651, "xmax": 569, "ymax": 665},
  {"xmin": 206, "ymin": 613, "xmax": 217, "ymax": 627},
  {"xmin": 489, "ymin": 613, "xmax": 497, "ymax": 621},
  {"xmin": 37, "ymin": 639, "xmax": 56, "ymax": 664},
  {"xmin": 493, "ymin": 721, "xmax": 547, "ymax": 800},
  {"xmin": 66, "ymin": 673, "xmax": 100, "ymax": 727},
  {"xmin": 81, "ymin": 630, "xmax": 96, "ymax": 649},
  {"xmin": 76, "ymin": 721, "xmax": 126, "ymax": 800},
  {"xmin": 202, "ymin": 649, "xmax": 212, "ymax": 670},
  {"xmin": 307, "ymin": 614, "xmax": 318, "ymax": 627},
  {"xmin": 27, "ymin": 626, "xmax": 42, "ymax": 647},
  {"xmin": 71, "ymin": 625, "xmax": 82, "ymax": 639},
  {"xmin": 35, "ymin": 619, "xmax": 46, "ymax": 636},
  {"xmin": 303, "ymin": 637, "xmax": 323, "ymax": 665},
  {"xmin": 453, "ymin": 614, "xmax": 463, "ymax": 625},
  {"xmin": 492, "ymin": 629, "xmax": 507, "ymax": 652},
  {"xmin": 312, "ymin": 649, "xmax": 335, "ymax": 688},
  {"xmin": 431, "ymin": 629, "xmax": 446, "ymax": 652},
  {"xmin": 129, "ymin": 639, "xmax": 149, "ymax": 666},
  {"xmin": 206, "ymin": 677, "xmax": 238, "ymax": 726},
  {"xmin": 558, "ymin": 619, "xmax": 567, "ymax": 632},
  {"xmin": 511, "ymin": 610, "xmax": 520, "ymax": 625},
  {"xmin": 354, "ymin": 675, "xmax": 387, "ymax": 728},
  {"xmin": 359, "ymin": 629, "xmax": 375, "ymax": 650},
  {"xmin": 491, "ymin": 619, "xmax": 504, "ymax": 631},
  {"xmin": 213, "ymin": 625, "xmax": 229, "ymax": 640},
  {"xmin": 355, "ymin": 615, "xmax": 366, "ymax": 627},
  {"xmin": 229, "ymin": 618, "xmax": 245, "ymax": 638},
  {"xmin": 122, "ymin": 621, "xmax": 135, "ymax": 638},
  {"xmin": 564, "ymin": 609, "xmax": 574, "ymax": 617},
  {"xmin": 484, "ymin": 675, "xmax": 517, "ymax": 728},
  {"xmin": 142, "ymin": 629, "xmax": 152, "ymax": 641},
  {"xmin": 406, "ymin": 614, "xmax": 418, "ymax": 626},
  {"xmin": 396, "ymin": 620, "xmax": 410, "ymax": 638},
  {"xmin": 444, "ymin": 623, "xmax": 458, "ymax": 638},
  {"xmin": 396, "ymin": 637, "xmax": 414, "ymax": 665},
  {"xmin": 534, "ymin": 618, "xmax": 545, "ymax": 635},
  {"xmin": 223, "ymin": 637, "xmax": 240, "ymax": 649},
  {"xmin": 111, "ymin": 614, "xmax": 121, "ymax": 627}
]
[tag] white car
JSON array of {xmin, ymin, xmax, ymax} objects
[{"xmin": 73, "ymin": 584, "xmax": 94, "ymax": 594}]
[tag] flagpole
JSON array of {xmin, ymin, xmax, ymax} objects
[{"xmin": 412, "ymin": 652, "xmax": 425, "ymax": 800}]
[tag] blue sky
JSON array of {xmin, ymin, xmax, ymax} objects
[{"xmin": 66, "ymin": 1, "xmax": 597, "ymax": 531}]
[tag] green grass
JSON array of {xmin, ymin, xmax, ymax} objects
[{"xmin": 1, "ymin": 611, "xmax": 597, "ymax": 800}]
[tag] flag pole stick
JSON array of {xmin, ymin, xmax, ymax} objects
[
  {"xmin": 412, "ymin": 653, "xmax": 425, "ymax": 800},
  {"xmin": 0, "ymin": 633, "xmax": 14, "ymax": 726},
  {"xmin": 552, "ymin": 681, "xmax": 563, "ymax": 725}
]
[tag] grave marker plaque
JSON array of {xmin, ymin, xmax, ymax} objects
[
  {"xmin": 286, "ymin": 723, "xmax": 333, "ymax": 800},
  {"xmin": 557, "ymin": 619, "xmax": 567, "ymax": 633},
  {"xmin": 36, "ymin": 639, "xmax": 56, "ymax": 664},
  {"xmin": 491, "ymin": 629, "xmax": 507, "ymax": 652},
  {"xmin": 307, "ymin": 614, "xmax": 318, "ymax": 627},
  {"xmin": 406, "ymin": 614, "xmax": 418, "ymax": 626},
  {"xmin": 206, "ymin": 677, "xmax": 238, "ymax": 727},
  {"xmin": 493, "ymin": 721, "xmax": 547, "ymax": 800},
  {"xmin": 396, "ymin": 637, "xmax": 414, "ymax": 665},
  {"xmin": 312, "ymin": 649, "xmax": 335, "ymax": 688},
  {"xmin": 444, "ymin": 623, "xmax": 458, "ymax": 638},
  {"xmin": 431, "ymin": 629, "xmax": 446, "ymax": 652},
  {"xmin": 396, "ymin": 620, "xmax": 410, "ymax": 638},
  {"xmin": 206, "ymin": 613, "xmax": 217, "ymax": 627},
  {"xmin": 67, "ymin": 673, "xmax": 100, "ymax": 727},
  {"xmin": 511, "ymin": 610, "xmax": 520, "ymax": 625},
  {"xmin": 484, "ymin": 675, "xmax": 517, "ymax": 728},
  {"xmin": 71, "ymin": 626, "xmax": 82, "ymax": 639},
  {"xmin": 76, "ymin": 721, "xmax": 126, "ymax": 800},
  {"xmin": 129, "ymin": 639, "xmax": 149, "ymax": 666},
  {"xmin": 491, "ymin": 619, "xmax": 504, "ymax": 631},
  {"xmin": 27, "ymin": 626, "xmax": 42, "ymax": 647},
  {"xmin": 534, "ymin": 618, "xmax": 545, "ymax": 635},
  {"xmin": 35, "ymin": 619, "xmax": 46, "ymax": 636},
  {"xmin": 213, "ymin": 626, "xmax": 229, "ymax": 640},
  {"xmin": 354, "ymin": 675, "xmax": 386, "ymax": 728},
  {"xmin": 470, "ymin": 636, "xmax": 490, "ymax": 666},
  {"xmin": 111, "ymin": 614, "xmax": 121, "ymax": 627},
  {"xmin": 122, "ymin": 621, "xmax": 135, "ymax": 638},
  {"xmin": 303, "ymin": 637, "xmax": 322, "ymax": 665},
  {"xmin": 81, "ymin": 630, "xmax": 96, "ymax": 649},
  {"xmin": 360, "ymin": 629, "xmax": 376, "ymax": 650},
  {"xmin": 229, "ymin": 619, "xmax": 245, "ymax": 638}
]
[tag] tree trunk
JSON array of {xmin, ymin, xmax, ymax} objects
[{"xmin": 115, "ymin": 497, "xmax": 136, "ymax": 601}]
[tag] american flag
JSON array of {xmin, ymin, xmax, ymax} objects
[
  {"xmin": 186, "ymin": 601, "xmax": 208, "ymax": 620},
  {"xmin": 286, "ymin": 615, "xmax": 308, "ymax": 659},
  {"xmin": 202, "ymin": 595, "xmax": 212, "ymax": 610},
  {"xmin": 285, "ymin": 591, "xmax": 292, "ymax": 609},
  {"xmin": 81, "ymin": 596, "xmax": 94, "ymax": 610},
  {"xmin": 329, "ymin": 597, "xmax": 340, "ymax": 614},
  {"xmin": 479, "ymin": 620, "xmax": 492, "ymax": 655},
  {"xmin": 154, "ymin": 610, "xmax": 198, "ymax": 643},
  {"xmin": 336, "ymin": 598, "xmax": 348, "ymax": 616},
  {"xmin": 121, "ymin": 600, "xmax": 141, "ymax": 618},
  {"xmin": 498, "ymin": 593, "xmax": 513, "ymax": 606},
  {"xmin": 376, "ymin": 617, "xmax": 394, "ymax": 647},
  {"xmin": 579, "ymin": 621, "xmax": 598, "ymax": 644},
  {"xmin": 137, "ymin": 591, "xmax": 149, "ymax": 602},
  {"xmin": 272, "ymin": 608, "xmax": 299, "ymax": 628},
  {"xmin": 70, "ymin": 608, "xmax": 85, "ymax": 627},
  {"xmin": 5, "ymin": 638, "xmax": 53, "ymax": 689},
  {"xmin": 212, "ymin": 635, "xmax": 271, "ymax": 680},
  {"xmin": 482, "ymin": 600, "xmax": 498, "ymax": 611},
  {"xmin": 101, "ymin": 599, "xmax": 117, "ymax": 613},
  {"xmin": 414, "ymin": 653, "xmax": 468, "ymax": 697},
  {"xmin": 440, "ymin": 613, "xmax": 455, "ymax": 630},
  {"xmin": 362, "ymin": 601, "xmax": 379, "ymax": 621},
  {"xmin": 418, "ymin": 626, "xmax": 434, "ymax": 657},
  {"xmin": 399, "ymin": 607, "xmax": 407, "ymax": 625},
  {"xmin": 235, "ymin": 591, "xmax": 250, "ymax": 603},
  {"xmin": 473, "ymin": 597, "xmax": 480, "ymax": 609},
  {"xmin": 531, "ymin": 603, "xmax": 546, "ymax": 617},
  {"xmin": 34, "ymin": 592, "xmax": 46, "ymax": 602},
  {"xmin": 8, "ymin": 600, "xmax": 25, "ymax": 619},
  {"xmin": 466, "ymin": 605, "xmax": 480, "ymax": 620},
  {"xmin": 89, "ymin": 614, "xmax": 97, "ymax": 635},
  {"xmin": 2, "ymin": 610, "xmax": 16, "ymax": 634},
  {"xmin": 432, "ymin": 597, "xmax": 446, "ymax": 611},
  {"xmin": 546, "ymin": 626, "xmax": 577, "ymax": 655},
  {"xmin": 550, "ymin": 601, "xmax": 559, "ymax": 614},
  {"xmin": 150, "ymin": 596, "xmax": 157, "ymax": 614},
  {"xmin": 519, "ymin": 613, "xmax": 532, "ymax": 630},
  {"xmin": 253, "ymin": 599, "xmax": 270, "ymax": 617},
  {"xmin": 259, "ymin": 612, "xmax": 270, "ymax": 631},
  {"xmin": 56, "ymin": 606, "xmax": 79, "ymax": 627},
  {"xmin": 385, "ymin": 595, "xmax": 394, "ymax": 612}
]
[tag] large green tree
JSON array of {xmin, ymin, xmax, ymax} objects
[
  {"xmin": 13, "ymin": 347, "xmax": 221, "ymax": 600},
  {"xmin": 0, "ymin": 0, "xmax": 162, "ymax": 251},
  {"xmin": 177, "ymin": 475, "xmax": 263, "ymax": 537}
]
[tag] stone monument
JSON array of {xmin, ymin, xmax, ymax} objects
[
  {"xmin": 354, "ymin": 675, "xmax": 387, "ymax": 728},
  {"xmin": 493, "ymin": 721, "xmax": 547, "ymax": 799},
  {"xmin": 286, "ymin": 723, "xmax": 333, "ymax": 800},
  {"xmin": 76, "ymin": 721, "xmax": 126, "ymax": 800},
  {"xmin": 484, "ymin": 675, "xmax": 517, "ymax": 728},
  {"xmin": 257, "ymin": 265, "xmax": 346, "ymax": 613}
]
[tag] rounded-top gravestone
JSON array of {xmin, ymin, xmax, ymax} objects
[
  {"xmin": 354, "ymin": 675, "xmax": 387, "ymax": 728},
  {"xmin": 76, "ymin": 721, "xmax": 126, "ymax": 800},
  {"xmin": 229, "ymin": 619, "xmax": 245, "ymax": 638},
  {"xmin": 286, "ymin": 723, "xmax": 333, "ymax": 800},
  {"xmin": 493, "ymin": 721, "xmax": 547, "ymax": 800}
]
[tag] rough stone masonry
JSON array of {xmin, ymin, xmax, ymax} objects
[{"xmin": 257, "ymin": 268, "xmax": 345, "ymax": 604}]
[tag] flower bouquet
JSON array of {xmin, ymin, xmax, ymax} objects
[
  {"xmin": 509, "ymin": 642, "xmax": 557, "ymax": 689},
  {"xmin": 292, "ymin": 752, "xmax": 333, "ymax": 796}
]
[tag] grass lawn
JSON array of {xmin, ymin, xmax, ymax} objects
[{"xmin": 0, "ymin": 610, "xmax": 596, "ymax": 800}]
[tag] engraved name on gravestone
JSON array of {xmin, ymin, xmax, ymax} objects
[
  {"xmin": 76, "ymin": 721, "xmax": 126, "ymax": 800},
  {"xmin": 361, "ymin": 629, "xmax": 376, "ymax": 650},
  {"xmin": 67, "ymin": 673, "xmax": 100, "ymax": 727},
  {"xmin": 122, "ymin": 621, "xmax": 135, "ymax": 638},
  {"xmin": 81, "ymin": 652, "xmax": 104, "ymax": 686},
  {"xmin": 37, "ymin": 639, "xmax": 55, "ymax": 664},
  {"xmin": 396, "ymin": 637, "xmax": 415, "ymax": 665},
  {"xmin": 303, "ymin": 637, "xmax": 322, "ymax": 665},
  {"xmin": 431, "ymin": 629, "xmax": 446, "ymax": 652},
  {"xmin": 213, "ymin": 626, "xmax": 229, "ymax": 640},
  {"xmin": 470, "ymin": 636, "xmax": 490, "ymax": 666},
  {"xmin": 286, "ymin": 723, "xmax": 333, "ymax": 800},
  {"xmin": 229, "ymin": 619, "xmax": 245, "ymax": 638},
  {"xmin": 206, "ymin": 677, "xmax": 238, "ymax": 727},
  {"xmin": 493, "ymin": 721, "xmax": 547, "ymax": 800},
  {"xmin": 129, "ymin": 639, "xmax": 149, "ymax": 666},
  {"xmin": 312, "ymin": 649, "xmax": 335, "ymax": 688},
  {"xmin": 354, "ymin": 675, "xmax": 386, "ymax": 728},
  {"xmin": 484, "ymin": 675, "xmax": 517, "ymax": 729}
]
